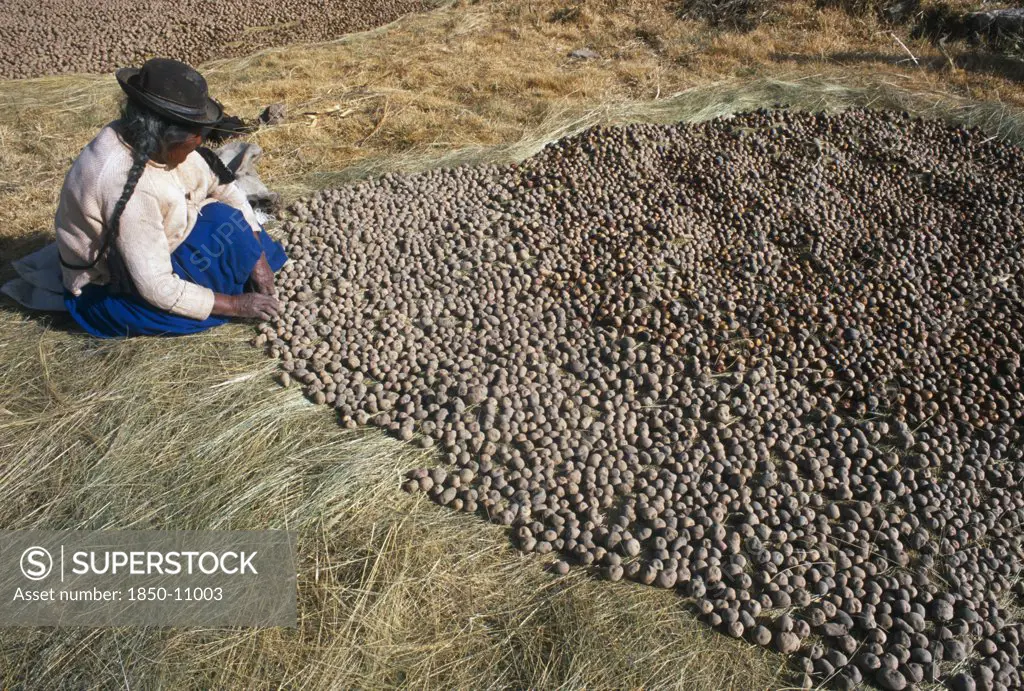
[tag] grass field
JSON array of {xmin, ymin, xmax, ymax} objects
[{"xmin": 2, "ymin": 0, "xmax": 1024, "ymax": 687}]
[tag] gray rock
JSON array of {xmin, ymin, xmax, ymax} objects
[{"xmin": 258, "ymin": 103, "xmax": 287, "ymax": 126}]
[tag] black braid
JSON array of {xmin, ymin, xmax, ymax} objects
[
  {"xmin": 196, "ymin": 146, "xmax": 236, "ymax": 185},
  {"xmin": 104, "ymin": 148, "xmax": 150, "ymax": 294}
]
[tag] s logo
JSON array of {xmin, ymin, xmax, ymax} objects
[{"xmin": 20, "ymin": 547, "xmax": 52, "ymax": 581}]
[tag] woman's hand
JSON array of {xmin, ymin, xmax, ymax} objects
[
  {"xmin": 212, "ymin": 292, "xmax": 280, "ymax": 320},
  {"xmin": 249, "ymin": 253, "xmax": 276, "ymax": 296}
]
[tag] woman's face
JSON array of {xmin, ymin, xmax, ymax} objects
[{"xmin": 162, "ymin": 132, "xmax": 203, "ymax": 167}]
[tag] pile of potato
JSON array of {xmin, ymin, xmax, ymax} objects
[{"xmin": 261, "ymin": 109, "xmax": 1024, "ymax": 690}]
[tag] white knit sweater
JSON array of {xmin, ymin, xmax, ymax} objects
[{"xmin": 55, "ymin": 121, "xmax": 263, "ymax": 320}]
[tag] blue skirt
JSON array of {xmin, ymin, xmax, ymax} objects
[{"xmin": 65, "ymin": 202, "xmax": 288, "ymax": 338}]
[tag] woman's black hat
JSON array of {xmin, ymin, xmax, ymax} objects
[{"xmin": 116, "ymin": 58, "xmax": 223, "ymax": 128}]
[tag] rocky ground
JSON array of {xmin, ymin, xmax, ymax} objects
[
  {"xmin": 0, "ymin": 0, "xmax": 434, "ymax": 79},
  {"xmin": 262, "ymin": 109, "xmax": 1024, "ymax": 690}
]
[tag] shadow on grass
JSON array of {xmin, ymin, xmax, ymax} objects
[{"xmin": 0, "ymin": 229, "xmax": 53, "ymax": 275}]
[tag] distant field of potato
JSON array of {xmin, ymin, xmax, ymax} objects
[{"xmin": 0, "ymin": 0, "xmax": 438, "ymax": 79}]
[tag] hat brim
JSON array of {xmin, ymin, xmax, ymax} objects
[{"xmin": 116, "ymin": 67, "xmax": 223, "ymax": 128}]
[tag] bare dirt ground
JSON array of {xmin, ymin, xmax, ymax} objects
[{"xmin": 0, "ymin": 0, "xmax": 1022, "ymax": 687}]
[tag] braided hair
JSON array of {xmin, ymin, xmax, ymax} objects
[
  {"xmin": 196, "ymin": 145, "xmax": 236, "ymax": 185},
  {"xmin": 112, "ymin": 100, "xmax": 207, "ymax": 292},
  {"xmin": 63, "ymin": 98, "xmax": 224, "ymax": 294}
]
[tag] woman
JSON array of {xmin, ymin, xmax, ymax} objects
[{"xmin": 56, "ymin": 57, "xmax": 285, "ymax": 338}]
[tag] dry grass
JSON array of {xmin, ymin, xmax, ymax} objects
[
  {"xmin": 0, "ymin": 316, "xmax": 787, "ymax": 688},
  {"xmin": 3, "ymin": 0, "xmax": 1024, "ymax": 687}
]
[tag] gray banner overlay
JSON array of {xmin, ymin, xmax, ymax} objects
[{"xmin": 0, "ymin": 531, "xmax": 296, "ymax": 627}]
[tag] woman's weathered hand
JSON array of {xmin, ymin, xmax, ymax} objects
[
  {"xmin": 249, "ymin": 253, "xmax": 276, "ymax": 296},
  {"xmin": 212, "ymin": 292, "xmax": 279, "ymax": 320},
  {"xmin": 234, "ymin": 293, "xmax": 280, "ymax": 320}
]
